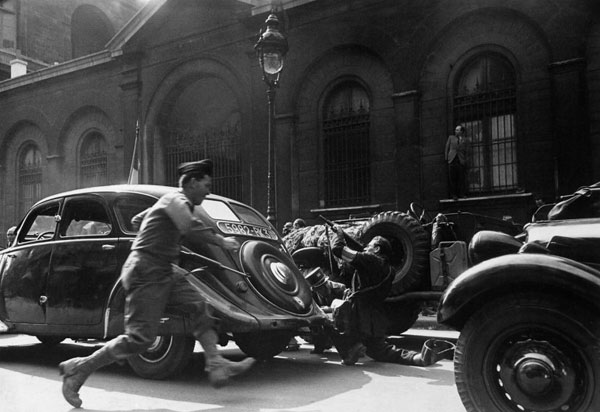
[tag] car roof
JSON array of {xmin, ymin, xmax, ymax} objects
[{"xmin": 31, "ymin": 184, "xmax": 235, "ymax": 208}]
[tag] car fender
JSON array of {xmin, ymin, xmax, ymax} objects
[
  {"xmin": 437, "ymin": 253, "xmax": 600, "ymax": 330},
  {"xmin": 102, "ymin": 269, "xmax": 261, "ymax": 339}
]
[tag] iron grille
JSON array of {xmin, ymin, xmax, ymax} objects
[
  {"xmin": 19, "ymin": 164, "xmax": 42, "ymax": 218},
  {"xmin": 164, "ymin": 124, "xmax": 242, "ymax": 201},
  {"xmin": 80, "ymin": 151, "xmax": 107, "ymax": 187},
  {"xmin": 455, "ymin": 86, "xmax": 517, "ymax": 194},
  {"xmin": 323, "ymin": 107, "xmax": 370, "ymax": 207}
]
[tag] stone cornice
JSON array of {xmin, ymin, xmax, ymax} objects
[{"xmin": 0, "ymin": 50, "xmax": 113, "ymax": 94}]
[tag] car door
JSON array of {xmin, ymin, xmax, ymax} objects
[
  {"xmin": 1, "ymin": 200, "xmax": 61, "ymax": 324},
  {"xmin": 45, "ymin": 195, "xmax": 119, "ymax": 325}
]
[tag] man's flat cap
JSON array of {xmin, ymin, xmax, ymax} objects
[{"xmin": 177, "ymin": 159, "xmax": 213, "ymax": 177}]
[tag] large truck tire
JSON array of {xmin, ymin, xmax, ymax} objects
[{"xmin": 359, "ymin": 211, "xmax": 430, "ymax": 296}]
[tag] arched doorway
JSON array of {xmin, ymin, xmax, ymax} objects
[{"xmin": 158, "ymin": 76, "xmax": 243, "ymax": 200}]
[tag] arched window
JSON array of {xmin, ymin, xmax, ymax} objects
[
  {"xmin": 454, "ymin": 54, "xmax": 517, "ymax": 194},
  {"xmin": 79, "ymin": 132, "xmax": 107, "ymax": 187},
  {"xmin": 162, "ymin": 77, "xmax": 243, "ymax": 201},
  {"xmin": 322, "ymin": 81, "xmax": 370, "ymax": 207},
  {"xmin": 71, "ymin": 5, "xmax": 114, "ymax": 58},
  {"xmin": 18, "ymin": 144, "xmax": 42, "ymax": 217}
]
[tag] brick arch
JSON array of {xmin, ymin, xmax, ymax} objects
[
  {"xmin": 145, "ymin": 57, "xmax": 250, "ymax": 184},
  {"xmin": 59, "ymin": 106, "xmax": 118, "ymax": 187},
  {"xmin": 279, "ymin": 20, "xmax": 399, "ymax": 111},
  {"xmin": 295, "ymin": 45, "xmax": 393, "ymax": 121},
  {"xmin": 53, "ymin": 89, "xmax": 120, "ymax": 153},
  {"xmin": 3, "ymin": 122, "xmax": 48, "ymax": 175},
  {"xmin": 419, "ymin": 8, "xmax": 551, "ymax": 102},
  {"xmin": 293, "ymin": 45, "xmax": 395, "ymax": 213},
  {"xmin": 447, "ymin": 44, "xmax": 521, "ymax": 100},
  {"xmin": 2, "ymin": 122, "xmax": 49, "ymax": 224},
  {"xmin": 0, "ymin": 106, "xmax": 51, "ymax": 158}
]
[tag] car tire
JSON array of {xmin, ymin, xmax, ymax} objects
[
  {"xmin": 36, "ymin": 336, "xmax": 65, "ymax": 346},
  {"xmin": 234, "ymin": 330, "xmax": 293, "ymax": 360},
  {"xmin": 241, "ymin": 241, "xmax": 313, "ymax": 314},
  {"xmin": 127, "ymin": 335, "xmax": 195, "ymax": 379},
  {"xmin": 359, "ymin": 211, "xmax": 430, "ymax": 296},
  {"xmin": 383, "ymin": 301, "xmax": 422, "ymax": 335},
  {"xmin": 455, "ymin": 293, "xmax": 600, "ymax": 412}
]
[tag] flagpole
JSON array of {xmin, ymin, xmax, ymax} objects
[{"xmin": 128, "ymin": 120, "xmax": 140, "ymax": 184}]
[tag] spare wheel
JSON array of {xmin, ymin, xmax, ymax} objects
[
  {"xmin": 359, "ymin": 211, "xmax": 430, "ymax": 296},
  {"xmin": 241, "ymin": 240, "xmax": 312, "ymax": 314}
]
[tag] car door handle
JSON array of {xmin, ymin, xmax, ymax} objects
[{"xmin": 102, "ymin": 244, "xmax": 116, "ymax": 251}]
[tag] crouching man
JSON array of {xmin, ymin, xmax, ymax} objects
[{"xmin": 312, "ymin": 225, "xmax": 453, "ymax": 366}]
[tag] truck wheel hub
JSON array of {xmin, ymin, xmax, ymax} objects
[
  {"xmin": 514, "ymin": 355, "xmax": 554, "ymax": 395},
  {"xmin": 498, "ymin": 338, "xmax": 577, "ymax": 411}
]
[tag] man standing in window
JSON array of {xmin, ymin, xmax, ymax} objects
[{"xmin": 445, "ymin": 124, "xmax": 469, "ymax": 199}]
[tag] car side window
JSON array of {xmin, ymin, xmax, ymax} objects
[
  {"xmin": 113, "ymin": 194, "xmax": 157, "ymax": 234},
  {"xmin": 59, "ymin": 197, "xmax": 112, "ymax": 238},
  {"xmin": 19, "ymin": 202, "xmax": 61, "ymax": 243}
]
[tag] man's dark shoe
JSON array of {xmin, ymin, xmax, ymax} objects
[
  {"xmin": 341, "ymin": 342, "xmax": 366, "ymax": 366},
  {"xmin": 59, "ymin": 346, "xmax": 115, "ymax": 408}
]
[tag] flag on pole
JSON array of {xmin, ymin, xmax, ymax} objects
[{"xmin": 128, "ymin": 121, "xmax": 140, "ymax": 184}]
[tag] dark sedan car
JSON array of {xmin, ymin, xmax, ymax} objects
[{"xmin": 0, "ymin": 185, "xmax": 325, "ymax": 378}]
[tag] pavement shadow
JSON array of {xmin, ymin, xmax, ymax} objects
[{"xmin": 0, "ymin": 338, "xmax": 374, "ymax": 412}]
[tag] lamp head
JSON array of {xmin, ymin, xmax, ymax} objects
[{"xmin": 255, "ymin": 13, "xmax": 288, "ymax": 84}]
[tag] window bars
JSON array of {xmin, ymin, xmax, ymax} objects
[
  {"xmin": 18, "ymin": 146, "xmax": 42, "ymax": 218},
  {"xmin": 165, "ymin": 124, "xmax": 242, "ymax": 201},
  {"xmin": 80, "ymin": 133, "xmax": 108, "ymax": 188},
  {"xmin": 322, "ymin": 83, "xmax": 371, "ymax": 207},
  {"xmin": 454, "ymin": 55, "xmax": 518, "ymax": 195}
]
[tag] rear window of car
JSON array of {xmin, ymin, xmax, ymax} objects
[
  {"xmin": 200, "ymin": 199, "xmax": 267, "ymax": 227},
  {"xmin": 114, "ymin": 194, "xmax": 157, "ymax": 234},
  {"xmin": 201, "ymin": 199, "xmax": 240, "ymax": 222},
  {"xmin": 230, "ymin": 203, "xmax": 267, "ymax": 226}
]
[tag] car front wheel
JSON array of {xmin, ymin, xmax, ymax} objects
[
  {"xmin": 455, "ymin": 293, "xmax": 600, "ymax": 412},
  {"xmin": 234, "ymin": 330, "xmax": 293, "ymax": 360},
  {"xmin": 127, "ymin": 335, "xmax": 195, "ymax": 379},
  {"xmin": 36, "ymin": 336, "xmax": 65, "ymax": 346}
]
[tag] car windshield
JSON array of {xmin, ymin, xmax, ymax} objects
[{"xmin": 19, "ymin": 201, "xmax": 61, "ymax": 242}]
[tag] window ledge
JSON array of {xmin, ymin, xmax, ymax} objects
[
  {"xmin": 310, "ymin": 204, "xmax": 382, "ymax": 220},
  {"xmin": 310, "ymin": 204, "xmax": 382, "ymax": 213},
  {"xmin": 439, "ymin": 192, "xmax": 533, "ymax": 205}
]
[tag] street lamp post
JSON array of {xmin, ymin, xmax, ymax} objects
[{"xmin": 255, "ymin": 12, "xmax": 288, "ymax": 228}]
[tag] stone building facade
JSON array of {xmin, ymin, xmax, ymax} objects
[{"xmin": 1, "ymin": 0, "xmax": 599, "ymax": 238}]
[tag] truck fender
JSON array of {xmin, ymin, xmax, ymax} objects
[{"xmin": 437, "ymin": 253, "xmax": 600, "ymax": 330}]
